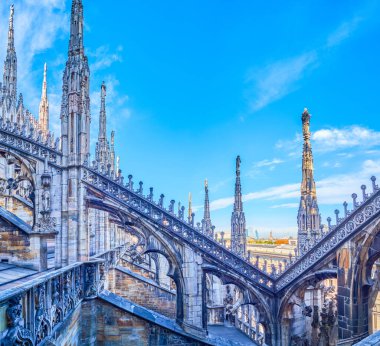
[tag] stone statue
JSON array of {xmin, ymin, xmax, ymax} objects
[
  {"xmin": 224, "ymin": 285, "xmax": 234, "ymax": 324},
  {"xmin": 41, "ymin": 189, "xmax": 50, "ymax": 212}
]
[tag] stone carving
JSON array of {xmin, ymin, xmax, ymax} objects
[
  {"xmin": 74, "ymin": 266, "xmax": 83, "ymax": 304},
  {"xmin": 318, "ymin": 300, "xmax": 337, "ymax": 346},
  {"xmin": 35, "ymin": 285, "xmax": 51, "ymax": 345},
  {"xmin": 63, "ymin": 271, "xmax": 74, "ymax": 316},
  {"xmin": 84, "ymin": 263, "xmax": 98, "ymax": 299},
  {"xmin": 287, "ymin": 294, "xmax": 310, "ymax": 345},
  {"xmin": 224, "ymin": 285, "xmax": 235, "ymax": 325},
  {"xmin": 98, "ymin": 262, "xmax": 106, "ymax": 292},
  {"xmin": 36, "ymin": 215, "xmax": 56, "ymax": 233},
  {"xmin": 41, "ymin": 189, "xmax": 50, "ymax": 212},
  {"xmin": 51, "ymin": 277, "xmax": 62, "ymax": 329},
  {"xmin": 1, "ymin": 295, "xmax": 34, "ymax": 346}
]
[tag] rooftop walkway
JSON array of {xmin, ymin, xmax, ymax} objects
[
  {"xmin": 208, "ymin": 325, "xmax": 257, "ymax": 345},
  {"xmin": 99, "ymin": 290, "xmax": 257, "ymax": 346},
  {"xmin": 0, "ymin": 262, "xmax": 37, "ymax": 287}
]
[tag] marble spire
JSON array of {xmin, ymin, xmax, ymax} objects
[
  {"xmin": 231, "ymin": 156, "xmax": 247, "ymax": 258},
  {"xmin": 202, "ymin": 179, "xmax": 214, "ymax": 237},
  {"xmin": 39, "ymin": 63, "xmax": 49, "ymax": 133},
  {"xmin": 297, "ymin": 108, "xmax": 321, "ymax": 255}
]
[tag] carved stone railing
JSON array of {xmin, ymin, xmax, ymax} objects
[
  {"xmin": 275, "ymin": 177, "xmax": 380, "ymax": 291},
  {"xmin": 0, "ymin": 119, "xmax": 62, "ymax": 166},
  {"xmin": 0, "ymin": 241, "xmax": 127, "ymax": 346},
  {"xmin": 0, "ymin": 263, "xmax": 88, "ymax": 345},
  {"xmin": 82, "ymin": 166, "xmax": 275, "ymax": 292}
]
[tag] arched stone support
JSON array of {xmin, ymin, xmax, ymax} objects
[{"xmin": 337, "ymin": 219, "xmax": 380, "ymax": 345}]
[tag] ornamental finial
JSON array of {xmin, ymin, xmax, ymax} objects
[
  {"xmin": 8, "ymin": 5, "xmax": 15, "ymax": 51},
  {"xmin": 236, "ymin": 155, "xmax": 241, "ymax": 176},
  {"xmin": 188, "ymin": 192, "xmax": 192, "ymax": 223}
]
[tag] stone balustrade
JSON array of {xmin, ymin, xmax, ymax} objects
[
  {"xmin": 0, "ymin": 244, "xmax": 127, "ymax": 346},
  {"xmin": 0, "ymin": 121, "xmax": 62, "ymax": 167}
]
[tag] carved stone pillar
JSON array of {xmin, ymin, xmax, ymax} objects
[
  {"xmin": 83, "ymin": 261, "xmax": 100, "ymax": 300},
  {"xmin": 1, "ymin": 295, "xmax": 34, "ymax": 345}
]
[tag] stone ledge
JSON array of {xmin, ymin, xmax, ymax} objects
[{"xmin": 353, "ymin": 331, "xmax": 380, "ymax": 345}]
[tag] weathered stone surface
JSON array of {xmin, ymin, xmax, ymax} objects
[
  {"xmin": 109, "ymin": 267, "xmax": 177, "ymax": 319},
  {"xmin": 51, "ymin": 297, "xmax": 208, "ymax": 346}
]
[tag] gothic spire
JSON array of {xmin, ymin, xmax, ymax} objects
[
  {"xmin": 116, "ymin": 156, "xmax": 120, "ymax": 177},
  {"xmin": 95, "ymin": 82, "xmax": 110, "ymax": 167},
  {"xmin": 202, "ymin": 179, "xmax": 213, "ymax": 237},
  {"xmin": 231, "ymin": 155, "xmax": 247, "ymax": 258},
  {"xmin": 188, "ymin": 192, "xmax": 193, "ymax": 223},
  {"xmin": 99, "ymin": 82, "xmax": 107, "ymax": 140},
  {"xmin": 39, "ymin": 63, "xmax": 49, "ymax": 133},
  {"xmin": 110, "ymin": 130, "xmax": 115, "ymax": 172},
  {"xmin": 234, "ymin": 156, "xmax": 243, "ymax": 211},
  {"xmin": 2, "ymin": 4, "xmax": 17, "ymax": 105},
  {"xmin": 60, "ymin": 0, "xmax": 91, "ymax": 263},
  {"xmin": 301, "ymin": 108, "xmax": 316, "ymax": 197},
  {"xmin": 7, "ymin": 5, "xmax": 15, "ymax": 52},
  {"xmin": 60, "ymin": 0, "xmax": 90, "ymax": 165},
  {"xmin": 297, "ymin": 108, "xmax": 321, "ymax": 256},
  {"xmin": 203, "ymin": 180, "xmax": 210, "ymax": 221},
  {"xmin": 69, "ymin": 0, "xmax": 84, "ymax": 56}
]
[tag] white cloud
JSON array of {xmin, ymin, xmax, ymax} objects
[
  {"xmin": 326, "ymin": 17, "xmax": 362, "ymax": 48},
  {"xmin": 208, "ymin": 177, "xmax": 234, "ymax": 194},
  {"xmin": 255, "ymin": 158, "xmax": 284, "ymax": 168},
  {"xmin": 245, "ymin": 14, "xmax": 363, "ymax": 112},
  {"xmin": 247, "ymin": 52, "xmax": 317, "ymax": 112},
  {"xmin": 312, "ymin": 126, "xmax": 380, "ymax": 152},
  {"xmin": 276, "ymin": 126, "xmax": 380, "ymax": 157},
  {"xmin": 209, "ymin": 159, "xmax": 380, "ymax": 211},
  {"xmin": 247, "ymin": 158, "xmax": 285, "ymax": 178},
  {"xmin": 270, "ymin": 203, "xmax": 299, "ymax": 209},
  {"xmin": 209, "ymin": 196, "xmax": 235, "ymax": 211},
  {"xmin": 88, "ymin": 45, "xmax": 123, "ymax": 72}
]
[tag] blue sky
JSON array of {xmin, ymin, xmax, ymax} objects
[{"xmin": 1, "ymin": 0, "xmax": 380, "ymax": 237}]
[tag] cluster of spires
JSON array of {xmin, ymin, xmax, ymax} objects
[
  {"xmin": 185, "ymin": 157, "xmax": 246, "ymax": 257},
  {"xmin": 0, "ymin": 3, "xmax": 119, "ymax": 172},
  {"xmin": 3, "ymin": 1, "xmax": 379, "ymax": 274},
  {"xmin": 0, "ymin": 5, "xmax": 50, "ymax": 138},
  {"xmin": 94, "ymin": 82, "xmax": 118, "ymax": 176},
  {"xmin": 89, "ymin": 105, "xmax": 380, "ymax": 274},
  {"xmin": 92, "ymin": 149, "xmax": 380, "ymax": 276}
]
